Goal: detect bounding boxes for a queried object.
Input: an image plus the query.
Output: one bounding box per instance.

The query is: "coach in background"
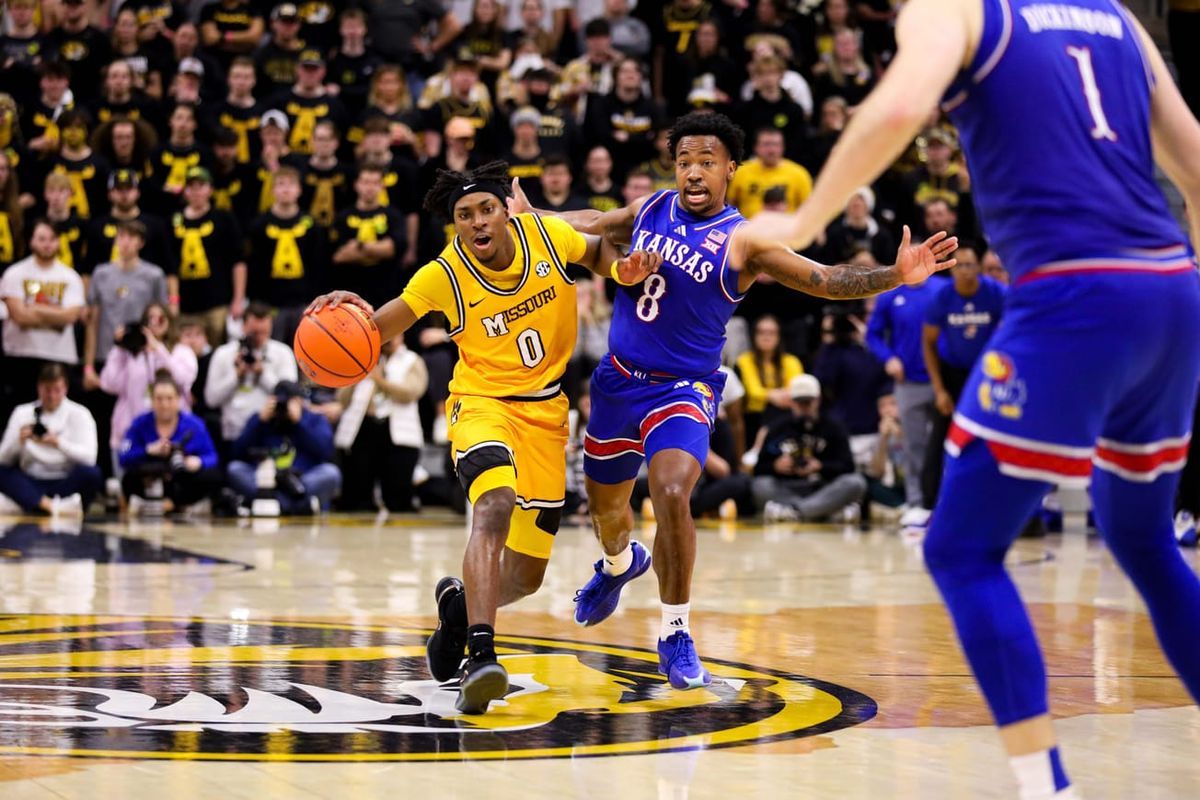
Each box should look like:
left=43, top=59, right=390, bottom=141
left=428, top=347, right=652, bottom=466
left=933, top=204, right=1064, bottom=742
left=0, top=364, right=101, bottom=516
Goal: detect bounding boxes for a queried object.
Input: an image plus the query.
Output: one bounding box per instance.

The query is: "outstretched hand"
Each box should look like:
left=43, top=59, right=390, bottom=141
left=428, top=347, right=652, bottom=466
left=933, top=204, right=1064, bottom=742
left=615, top=250, right=663, bottom=284
left=896, top=226, right=958, bottom=285
left=506, top=177, right=533, bottom=216
left=306, top=290, right=375, bottom=316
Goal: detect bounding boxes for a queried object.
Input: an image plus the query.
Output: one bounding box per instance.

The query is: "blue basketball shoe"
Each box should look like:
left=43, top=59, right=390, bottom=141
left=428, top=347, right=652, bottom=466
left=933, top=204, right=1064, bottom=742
left=573, top=541, right=652, bottom=626
left=657, top=631, right=712, bottom=690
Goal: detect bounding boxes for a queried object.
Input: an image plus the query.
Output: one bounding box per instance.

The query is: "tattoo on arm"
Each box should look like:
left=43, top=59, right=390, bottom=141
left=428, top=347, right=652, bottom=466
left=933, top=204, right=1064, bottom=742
left=813, top=262, right=901, bottom=298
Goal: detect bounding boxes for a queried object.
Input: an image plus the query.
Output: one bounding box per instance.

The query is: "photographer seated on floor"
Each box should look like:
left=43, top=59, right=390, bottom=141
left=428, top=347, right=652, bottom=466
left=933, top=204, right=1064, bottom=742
left=0, top=364, right=102, bottom=516
left=226, top=381, right=342, bottom=515
left=118, top=371, right=223, bottom=516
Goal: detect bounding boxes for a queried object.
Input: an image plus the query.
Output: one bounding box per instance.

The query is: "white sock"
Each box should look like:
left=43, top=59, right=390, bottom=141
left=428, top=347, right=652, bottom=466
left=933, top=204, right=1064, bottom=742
left=1010, top=749, right=1072, bottom=800
left=660, top=603, right=690, bottom=640
left=602, top=545, right=633, bottom=576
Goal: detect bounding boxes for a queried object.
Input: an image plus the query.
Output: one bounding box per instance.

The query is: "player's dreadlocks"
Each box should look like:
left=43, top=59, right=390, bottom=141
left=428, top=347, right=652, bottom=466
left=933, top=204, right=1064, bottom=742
left=668, top=111, right=746, bottom=164
left=422, top=160, right=512, bottom=215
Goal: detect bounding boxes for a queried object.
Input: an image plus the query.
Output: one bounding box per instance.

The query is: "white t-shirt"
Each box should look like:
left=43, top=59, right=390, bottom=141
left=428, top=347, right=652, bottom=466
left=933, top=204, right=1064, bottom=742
left=0, top=257, right=85, bottom=364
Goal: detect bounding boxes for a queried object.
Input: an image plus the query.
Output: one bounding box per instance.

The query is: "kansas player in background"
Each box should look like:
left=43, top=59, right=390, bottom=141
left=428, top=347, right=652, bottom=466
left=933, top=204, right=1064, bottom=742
left=742, top=0, right=1200, bottom=796
left=509, top=111, right=958, bottom=689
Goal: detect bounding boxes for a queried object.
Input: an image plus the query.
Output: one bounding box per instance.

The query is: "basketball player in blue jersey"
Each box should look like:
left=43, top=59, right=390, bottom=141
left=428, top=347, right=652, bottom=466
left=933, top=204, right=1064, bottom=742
left=509, top=111, right=958, bottom=689
left=743, top=0, right=1200, bottom=796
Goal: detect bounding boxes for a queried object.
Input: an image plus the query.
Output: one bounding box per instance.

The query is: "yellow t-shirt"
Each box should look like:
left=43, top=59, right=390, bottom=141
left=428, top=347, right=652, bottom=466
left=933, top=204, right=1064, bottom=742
left=401, top=213, right=586, bottom=400
left=736, top=351, right=804, bottom=414
left=728, top=158, right=814, bottom=219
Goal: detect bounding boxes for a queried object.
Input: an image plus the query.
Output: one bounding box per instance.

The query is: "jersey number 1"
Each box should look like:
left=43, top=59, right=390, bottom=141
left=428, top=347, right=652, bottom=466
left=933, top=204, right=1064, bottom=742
left=1066, top=46, right=1118, bottom=142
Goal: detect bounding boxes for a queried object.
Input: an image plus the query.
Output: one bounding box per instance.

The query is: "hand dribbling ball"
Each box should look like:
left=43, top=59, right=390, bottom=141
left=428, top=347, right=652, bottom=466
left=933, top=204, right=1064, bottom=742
left=294, top=304, right=381, bottom=387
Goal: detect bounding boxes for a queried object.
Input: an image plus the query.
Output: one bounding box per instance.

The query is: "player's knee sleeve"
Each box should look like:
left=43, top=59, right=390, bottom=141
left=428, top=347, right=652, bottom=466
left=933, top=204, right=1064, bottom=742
left=454, top=443, right=516, bottom=504
left=535, top=507, right=562, bottom=536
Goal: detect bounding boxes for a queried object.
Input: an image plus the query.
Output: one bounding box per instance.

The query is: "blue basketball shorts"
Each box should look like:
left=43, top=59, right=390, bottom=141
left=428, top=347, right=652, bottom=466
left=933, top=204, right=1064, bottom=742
left=583, top=354, right=726, bottom=485
left=945, top=268, right=1200, bottom=487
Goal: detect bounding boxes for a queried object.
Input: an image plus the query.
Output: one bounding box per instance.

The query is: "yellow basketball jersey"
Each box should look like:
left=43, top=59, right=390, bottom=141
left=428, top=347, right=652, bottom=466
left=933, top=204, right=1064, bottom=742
left=400, top=213, right=586, bottom=400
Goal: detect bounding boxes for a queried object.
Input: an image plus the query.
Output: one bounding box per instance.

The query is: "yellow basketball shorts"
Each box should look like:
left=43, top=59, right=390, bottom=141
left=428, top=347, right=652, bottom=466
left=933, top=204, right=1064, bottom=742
left=446, top=393, right=569, bottom=560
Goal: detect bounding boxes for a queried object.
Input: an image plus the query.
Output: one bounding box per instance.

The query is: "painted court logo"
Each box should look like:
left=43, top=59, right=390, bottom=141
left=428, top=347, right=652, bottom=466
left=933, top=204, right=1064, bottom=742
left=0, top=615, right=876, bottom=762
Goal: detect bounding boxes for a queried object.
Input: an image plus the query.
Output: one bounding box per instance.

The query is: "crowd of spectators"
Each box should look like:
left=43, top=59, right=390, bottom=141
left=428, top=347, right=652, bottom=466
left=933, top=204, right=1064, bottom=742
left=0, top=0, right=1188, bottom=524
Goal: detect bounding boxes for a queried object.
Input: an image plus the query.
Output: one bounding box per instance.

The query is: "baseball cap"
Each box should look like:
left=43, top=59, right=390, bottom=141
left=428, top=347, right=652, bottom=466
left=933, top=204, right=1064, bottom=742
left=185, top=166, right=212, bottom=185
left=510, top=106, right=541, bottom=130
left=107, top=169, right=138, bottom=190
left=178, top=57, right=205, bottom=78
left=788, top=374, right=821, bottom=400
left=261, top=109, right=290, bottom=131
left=272, top=3, right=299, bottom=20
left=298, top=49, right=325, bottom=67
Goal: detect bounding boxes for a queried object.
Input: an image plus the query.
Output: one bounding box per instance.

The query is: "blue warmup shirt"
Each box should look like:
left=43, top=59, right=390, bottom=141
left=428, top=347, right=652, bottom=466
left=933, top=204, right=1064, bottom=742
left=926, top=276, right=1006, bottom=369
left=119, top=411, right=219, bottom=470
left=866, top=281, right=940, bottom=383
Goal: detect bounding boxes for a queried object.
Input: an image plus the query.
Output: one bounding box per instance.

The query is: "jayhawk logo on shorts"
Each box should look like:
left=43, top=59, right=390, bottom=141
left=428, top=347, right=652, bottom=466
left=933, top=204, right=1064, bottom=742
left=692, top=381, right=715, bottom=417
left=978, top=351, right=1027, bottom=419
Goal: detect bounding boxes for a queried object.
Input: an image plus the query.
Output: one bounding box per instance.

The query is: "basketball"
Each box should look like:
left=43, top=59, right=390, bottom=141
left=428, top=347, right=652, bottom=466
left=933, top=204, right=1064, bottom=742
left=293, top=303, right=381, bottom=388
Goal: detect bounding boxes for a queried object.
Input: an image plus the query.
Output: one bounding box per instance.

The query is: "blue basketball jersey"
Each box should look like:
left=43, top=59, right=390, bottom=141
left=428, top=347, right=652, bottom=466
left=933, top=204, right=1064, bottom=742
left=942, top=0, right=1189, bottom=282
left=608, top=190, right=746, bottom=377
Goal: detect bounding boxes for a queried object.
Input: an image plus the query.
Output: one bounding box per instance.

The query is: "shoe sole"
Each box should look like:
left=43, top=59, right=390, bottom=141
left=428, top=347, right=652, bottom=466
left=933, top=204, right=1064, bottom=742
left=658, top=662, right=712, bottom=690
left=455, top=663, right=509, bottom=714
left=574, top=549, right=653, bottom=627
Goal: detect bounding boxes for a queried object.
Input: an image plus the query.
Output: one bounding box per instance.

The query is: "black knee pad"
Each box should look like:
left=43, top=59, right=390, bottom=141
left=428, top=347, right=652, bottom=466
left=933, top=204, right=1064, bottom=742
left=454, top=443, right=514, bottom=497
left=534, top=506, right=562, bottom=536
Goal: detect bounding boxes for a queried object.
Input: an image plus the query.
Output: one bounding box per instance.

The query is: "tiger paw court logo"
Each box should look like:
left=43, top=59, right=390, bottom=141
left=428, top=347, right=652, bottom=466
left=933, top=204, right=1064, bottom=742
left=978, top=351, right=1027, bottom=419
left=0, top=615, right=875, bottom=762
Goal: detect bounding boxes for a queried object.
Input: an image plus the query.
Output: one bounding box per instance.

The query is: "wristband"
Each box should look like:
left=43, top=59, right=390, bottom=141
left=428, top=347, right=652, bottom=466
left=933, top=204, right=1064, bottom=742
left=609, top=259, right=637, bottom=286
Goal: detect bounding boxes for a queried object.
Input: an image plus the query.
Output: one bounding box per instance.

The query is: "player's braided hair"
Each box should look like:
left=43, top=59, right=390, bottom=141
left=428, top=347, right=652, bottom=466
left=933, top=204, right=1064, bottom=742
left=422, top=160, right=512, bottom=215
left=668, top=111, right=746, bottom=164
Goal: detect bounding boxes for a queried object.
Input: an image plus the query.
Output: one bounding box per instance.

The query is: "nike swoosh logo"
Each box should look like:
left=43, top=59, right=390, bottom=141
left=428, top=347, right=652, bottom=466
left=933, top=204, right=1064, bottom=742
left=463, top=183, right=476, bottom=190
left=468, top=298, right=484, bottom=307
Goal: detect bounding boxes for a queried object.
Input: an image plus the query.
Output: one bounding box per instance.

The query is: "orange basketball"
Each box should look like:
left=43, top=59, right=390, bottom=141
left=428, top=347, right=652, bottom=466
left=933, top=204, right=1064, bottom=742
left=293, top=304, right=381, bottom=388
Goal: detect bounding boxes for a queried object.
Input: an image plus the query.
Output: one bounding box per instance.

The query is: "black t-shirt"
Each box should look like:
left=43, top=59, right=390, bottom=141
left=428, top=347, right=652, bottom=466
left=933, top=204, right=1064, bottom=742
left=297, top=1, right=339, bottom=55
left=206, top=100, right=265, bottom=165
left=254, top=40, right=304, bottom=99
left=45, top=152, right=111, bottom=222
left=300, top=161, right=351, bottom=228
left=376, top=156, right=421, bottom=216
left=211, top=162, right=258, bottom=222
left=147, top=143, right=212, bottom=200
left=246, top=210, right=328, bottom=307
left=43, top=25, right=111, bottom=98
left=0, top=32, right=43, bottom=69
left=47, top=213, right=87, bottom=271
left=582, top=92, right=662, bottom=181
left=506, top=151, right=545, bottom=184
left=738, top=93, right=810, bottom=164
left=170, top=207, right=243, bottom=313
left=421, top=97, right=498, bottom=159
left=583, top=183, right=622, bottom=214
left=199, top=0, right=260, bottom=35
left=652, top=1, right=712, bottom=114
left=329, top=205, right=406, bottom=309
left=88, top=95, right=158, bottom=129
left=362, top=0, right=445, bottom=65
left=270, top=90, right=349, bottom=156
left=83, top=212, right=174, bottom=276
left=327, top=51, right=380, bottom=122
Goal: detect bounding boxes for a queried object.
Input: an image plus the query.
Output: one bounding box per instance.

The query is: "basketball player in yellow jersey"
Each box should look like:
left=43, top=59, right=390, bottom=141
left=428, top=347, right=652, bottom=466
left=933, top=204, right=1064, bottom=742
left=308, top=162, right=661, bottom=714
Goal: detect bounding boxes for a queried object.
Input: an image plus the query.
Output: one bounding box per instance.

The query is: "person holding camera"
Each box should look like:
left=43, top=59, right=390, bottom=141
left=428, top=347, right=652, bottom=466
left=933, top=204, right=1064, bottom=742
left=0, top=364, right=102, bottom=516
left=203, top=300, right=298, bottom=455
left=226, top=380, right=342, bottom=514
left=118, top=371, right=222, bottom=515
left=99, top=302, right=198, bottom=467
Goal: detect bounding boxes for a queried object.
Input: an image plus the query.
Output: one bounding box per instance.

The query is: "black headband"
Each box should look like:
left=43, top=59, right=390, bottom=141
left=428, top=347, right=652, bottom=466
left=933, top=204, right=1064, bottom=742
left=447, top=181, right=508, bottom=217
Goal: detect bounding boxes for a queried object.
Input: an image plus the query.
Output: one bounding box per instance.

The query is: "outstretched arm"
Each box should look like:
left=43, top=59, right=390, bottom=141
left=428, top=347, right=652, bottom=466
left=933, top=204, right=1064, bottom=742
left=576, top=233, right=664, bottom=282
left=744, top=226, right=958, bottom=299
left=507, top=177, right=646, bottom=246
left=305, top=292, right=419, bottom=346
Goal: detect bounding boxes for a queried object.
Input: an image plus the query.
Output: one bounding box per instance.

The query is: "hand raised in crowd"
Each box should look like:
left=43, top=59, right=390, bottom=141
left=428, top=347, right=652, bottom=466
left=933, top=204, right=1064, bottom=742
left=286, top=397, right=303, bottom=424
left=306, top=290, right=374, bottom=317
left=146, top=438, right=172, bottom=458
left=142, top=326, right=161, bottom=353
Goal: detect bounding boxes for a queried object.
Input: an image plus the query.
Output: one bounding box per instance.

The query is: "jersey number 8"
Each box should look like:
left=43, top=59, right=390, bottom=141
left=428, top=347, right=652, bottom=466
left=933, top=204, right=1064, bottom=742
left=635, top=274, right=668, bottom=322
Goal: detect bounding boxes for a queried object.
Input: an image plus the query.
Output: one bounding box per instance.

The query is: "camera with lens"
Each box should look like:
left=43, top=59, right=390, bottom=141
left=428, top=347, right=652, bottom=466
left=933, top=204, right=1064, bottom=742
left=30, top=407, right=47, bottom=439
left=167, top=431, right=194, bottom=473
left=118, top=326, right=147, bottom=353
left=270, top=381, right=304, bottom=430
left=239, top=337, right=258, bottom=367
